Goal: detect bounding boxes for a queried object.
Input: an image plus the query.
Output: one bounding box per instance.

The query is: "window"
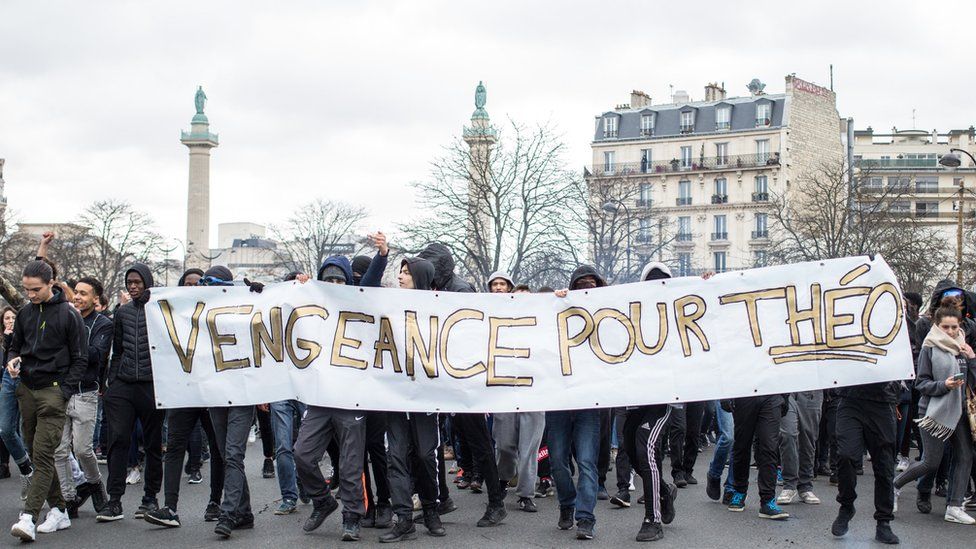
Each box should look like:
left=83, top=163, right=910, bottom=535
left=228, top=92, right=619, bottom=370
left=753, top=175, right=769, bottom=201
left=887, top=176, right=910, bottom=191
left=916, top=201, right=939, bottom=217
left=756, top=139, right=770, bottom=162
left=713, top=215, right=727, bottom=240
left=680, top=111, right=695, bottom=133
left=716, top=106, right=731, bottom=130
left=677, top=216, right=692, bottom=240
left=715, top=142, right=729, bottom=165
left=712, top=178, right=728, bottom=203
left=753, top=250, right=768, bottom=268
left=603, top=116, right=618, bottom=138
left=714, top=251, right=727, bottom=273
left=640, top=114, right=654, bottom=136
left=603, top=151, right=615, bottom=174
left=678, top=253, right=692, bottom=276
left=755, top=103, right=771, bottom=126
left=680, top=146, right=692, bottom=169
left=860, top=176, right=883, bottom=190
left=638, top=182, right=652, bottom=207
left=890, top=201, right=911, bottom=214
left=753, top=213, right=768, bottom=238
left=915, top=176, right=938, bottom=193
left=640, top=148, right=652, bottom=173
left=638, top=218, right=652, bottom=243
left=677, top=180, right=692, bottom=205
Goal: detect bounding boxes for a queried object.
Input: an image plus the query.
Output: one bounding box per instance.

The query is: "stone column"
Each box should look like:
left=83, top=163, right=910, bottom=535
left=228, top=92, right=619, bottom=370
left=181, top=90, right=219, bottom=270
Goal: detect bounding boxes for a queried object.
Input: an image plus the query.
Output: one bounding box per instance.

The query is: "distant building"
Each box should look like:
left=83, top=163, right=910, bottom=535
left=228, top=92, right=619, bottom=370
left=586, top=75, right=844, bottom=275
left=210, top=222, right=287, bottom=282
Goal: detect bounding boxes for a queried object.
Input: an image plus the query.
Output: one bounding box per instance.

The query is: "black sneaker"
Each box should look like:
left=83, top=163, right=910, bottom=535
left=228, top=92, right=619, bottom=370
left=361, top=507, right=376, bottom=528
left=145, top=507, right=181, bottom=528
left=759, top=500, right=789, bottom=520
left=535, top=477, right=553, bottom=498
left=262, top=458, right=275, bottom=479
left=341, top=514, right=361, bottom=541
left=661, top=482, right=677, bottom=524
left=829, top=474, right=838, bottom=486
left=636, top=519, right=664, bottom=542
left=423, top=508, right=446, bottom=536
left=706, top=475, right=721, bottom=501
left=685, top=474, right=698, bottom=485
left=721, top=490, right=734, bottom=506
left=89, top=481, right=107, bottom=513
left=917, top=491, right=932, bottom=514
left=610, top=489, right=631, bottom=508
left=437, top=497, right=457, bottom=516
left=379, top=517, right=416, bottom=543
left=214, top=517, right=234, bottom=538
left=303, top=495, right=339, bottom=533
left=558, top=507, right=575, bottom=530
left=477, top=504, right=506, bottom=527
left=204, top=501, right=221, bottom=522
left=66, top=496, right=83, bottom=519
left=638, top=495, right=646, bottom=505
left=875, top=520, right=899, bottom=545
left=470, top=477, right=483, bottom=493
left=187, top=471, right=203, bottom=484
left=374, top=504, right=393, bottom=528
left=673, top=472, right=688, bottom=488
left=97, top=500, right=124, bottom=522
left=597, top=485, right=610, bottom=500
left=517, top=496, right=538, bottom=512
left=576, top=518, right=595, bottom=540
left=235, top=514, right=255, bottom=530
left=832, top=507, right=854, bottom=537
left=135, top=497, right=158, bottom=519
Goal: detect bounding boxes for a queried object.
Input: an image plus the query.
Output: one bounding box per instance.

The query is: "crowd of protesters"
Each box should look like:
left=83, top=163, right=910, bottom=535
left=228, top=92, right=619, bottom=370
left=2, top=230, right=975, bottom=545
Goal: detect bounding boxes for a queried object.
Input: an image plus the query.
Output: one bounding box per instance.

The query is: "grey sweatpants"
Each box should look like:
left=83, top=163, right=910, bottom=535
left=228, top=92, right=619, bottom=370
left=493, top=412, right=545, bottom=499
left=779, top=391, right=823, bottom=492
left=210, top=406, right=254, bottom=521
left=294, top=406, right=367, bottom=517
left=54, top=390, right=101, bottom=500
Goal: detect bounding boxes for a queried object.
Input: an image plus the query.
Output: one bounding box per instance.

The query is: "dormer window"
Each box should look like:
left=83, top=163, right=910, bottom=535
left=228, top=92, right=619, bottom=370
left=640, top=114, right=655, bottom=136
left=716, top=106, right=731, bottom=130
left=755, top=103, right=771, bottom=127
left=603, top=116, right=618, bottom=138
left=680, top=111, right=695, bottom=133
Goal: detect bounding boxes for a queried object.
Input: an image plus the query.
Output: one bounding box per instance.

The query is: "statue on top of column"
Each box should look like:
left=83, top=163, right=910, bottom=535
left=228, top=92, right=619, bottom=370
left=194, top=86, right=207, bottom=115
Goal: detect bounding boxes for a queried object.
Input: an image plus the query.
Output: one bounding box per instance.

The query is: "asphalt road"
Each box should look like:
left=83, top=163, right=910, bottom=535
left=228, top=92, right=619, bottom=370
left=1, top=443, right=973, bottom=548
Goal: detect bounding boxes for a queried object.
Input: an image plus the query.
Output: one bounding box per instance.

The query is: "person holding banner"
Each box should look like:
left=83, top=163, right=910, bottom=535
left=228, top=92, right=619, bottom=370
left=380, top=256, right=445, bottom=543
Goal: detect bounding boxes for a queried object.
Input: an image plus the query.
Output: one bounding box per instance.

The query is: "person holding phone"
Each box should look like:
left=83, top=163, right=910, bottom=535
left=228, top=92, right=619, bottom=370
left=893, top=303, right=976, bottom=526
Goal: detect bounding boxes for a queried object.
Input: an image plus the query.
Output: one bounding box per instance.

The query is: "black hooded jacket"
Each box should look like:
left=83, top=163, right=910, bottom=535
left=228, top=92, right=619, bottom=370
left=402, top=258, right=435, bottom=291
left=7, top=285, right=87, bottom=391
left=80, top=311, right=113, bottom=394
left=569, top=265, right=607, bottom=290
left=915, top=279, right=976, bottom=348
left=109, top=263, right=155, bottom=384
left=418, top=243, right=474, bottom=293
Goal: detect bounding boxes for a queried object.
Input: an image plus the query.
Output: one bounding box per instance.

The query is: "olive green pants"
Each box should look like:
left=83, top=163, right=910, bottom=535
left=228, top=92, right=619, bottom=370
left=17, top=384, right=67, bottom=522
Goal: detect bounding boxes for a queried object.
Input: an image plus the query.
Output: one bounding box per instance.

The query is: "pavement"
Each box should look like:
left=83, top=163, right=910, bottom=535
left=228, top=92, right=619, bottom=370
left=0, top=442, right=973, bottom=548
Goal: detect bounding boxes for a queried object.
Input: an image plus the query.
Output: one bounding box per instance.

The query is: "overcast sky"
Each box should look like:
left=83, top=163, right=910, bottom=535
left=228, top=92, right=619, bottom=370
left=2, top=1, right=973, bottom=254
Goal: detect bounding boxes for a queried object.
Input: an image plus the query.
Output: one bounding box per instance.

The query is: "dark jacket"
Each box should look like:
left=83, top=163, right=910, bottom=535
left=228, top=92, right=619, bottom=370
left=358, top=252, right=387, bottom=288
left=916, top=280, right=976, bottom=349
left=418, top=243, right=474, bottom=293
left=402, top=258, right=435, bottom=291
left=81, top=311, right=114, bottom=393
left=109, top=263, right=154, bottom=384
left=838, top=381, right=900, bottom=404
left=7, top=285, right=87, bottom=392
left=569, top=265, right=607, bottom=290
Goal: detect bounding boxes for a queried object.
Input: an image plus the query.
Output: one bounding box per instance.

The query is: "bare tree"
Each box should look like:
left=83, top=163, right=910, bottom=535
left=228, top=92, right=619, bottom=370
left=78, top=200, right=165, bottom=299
left=767, top=160, right=953, bottom=293
left=401, top=120, right=580, bottom=290
left=0, top=208, right=32, bottom=308
left=270, top=199, right=368, bottom=277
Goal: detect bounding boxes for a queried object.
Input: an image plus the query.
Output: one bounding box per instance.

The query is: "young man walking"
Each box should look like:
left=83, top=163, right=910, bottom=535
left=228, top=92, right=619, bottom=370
left=8, top=260, right=88, bottom=541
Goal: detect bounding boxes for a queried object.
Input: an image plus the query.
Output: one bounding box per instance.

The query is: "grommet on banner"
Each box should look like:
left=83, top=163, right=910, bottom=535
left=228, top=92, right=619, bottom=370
left=157, top=402, right=162, bottom=407
left=222, top=289, right=227, bottom=293
left=228, top=400, right=233, bottom=405
left=753, top=389, right=758, bottom=393
left=359, top=288, right=364, bottom=292
left=151, top=346, right=156, bottom=350
left=674, top=397, right=680, bottom=401
left=833, top=380, right=838, bottom=384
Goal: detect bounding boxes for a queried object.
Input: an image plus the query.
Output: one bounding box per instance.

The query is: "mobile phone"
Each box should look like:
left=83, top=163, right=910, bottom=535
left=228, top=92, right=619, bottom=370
left=952, top=373, right=966, bottom=381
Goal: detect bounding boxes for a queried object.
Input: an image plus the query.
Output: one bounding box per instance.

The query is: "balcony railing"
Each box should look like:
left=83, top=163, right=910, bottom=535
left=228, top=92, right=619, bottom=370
left=711, top=232, right=728, bottom=241
left=636, top=233, right=653, bottom=243
left=752, top=192, right=769, bottom=202
left=716, top=122, right=731, bottom=130
left=680, top=125, right=694, bottom=134
left=676, top=233, right=694, bottom=242
left=640, top=129, right=653, bottom=137
left=855, top=157, right=939, bottom=169
left=636, top=198, right=652, bottom=208
left=752, top=230, right=769, bottom=239
left=711, top=194, right=728, bottom=204
left=916, top=210, right=938, bottom=218
left=603, top=130, right=618, bottom=138
left=676, top=197, right=693, bottom=206
left=589, top=153, right=781, bottom=178
left=755, top=117, right=771, bottom=127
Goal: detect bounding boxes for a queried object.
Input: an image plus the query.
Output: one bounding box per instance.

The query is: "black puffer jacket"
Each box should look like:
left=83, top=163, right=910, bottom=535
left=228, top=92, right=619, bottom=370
left=108, top=263, right=154, bottom=384
left=418, top=243, right=475, bottom=293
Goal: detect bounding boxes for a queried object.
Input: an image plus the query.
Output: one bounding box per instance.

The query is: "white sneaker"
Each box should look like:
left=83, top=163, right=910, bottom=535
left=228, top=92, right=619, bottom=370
left=629, top=471, right=637, bottom=491
left=125, top=467, right=142, bottom=485
left=896, top=455, right=909, bottom=472
left=10, top=513, right=35, bottom=541
left=248, top=426, right=257, bottom=444
left=945, top=505, right=976, bottom=524
left=776, top=488, right=798, bottom=505
left=36, top=508, right=70, bottom=534
left=893, top=488, right=900, bottom=513
left=412, top=493, right=422, bottom=511
left=20, top=473, right=32, bottom=501
left=799, top=491, right=821, bottom=504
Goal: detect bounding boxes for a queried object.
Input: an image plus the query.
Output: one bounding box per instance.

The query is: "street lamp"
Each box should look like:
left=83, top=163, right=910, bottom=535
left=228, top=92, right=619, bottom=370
left=602, top=199, right=631, bottom=281
left=939, top=148, right=975, bottom=283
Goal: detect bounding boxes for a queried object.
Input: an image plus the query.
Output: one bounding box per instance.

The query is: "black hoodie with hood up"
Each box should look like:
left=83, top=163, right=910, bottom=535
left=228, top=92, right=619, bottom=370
left=109, top=263, right=155, bottom=384
left=8, top=285, right=87, bottom=392
left=915, top=279, right=976, bottom=348
left=569, top=265, right=607, bottom=290
left=418, top=243, right=474, bottom=293
left=402, top=258, right=435, bottom=291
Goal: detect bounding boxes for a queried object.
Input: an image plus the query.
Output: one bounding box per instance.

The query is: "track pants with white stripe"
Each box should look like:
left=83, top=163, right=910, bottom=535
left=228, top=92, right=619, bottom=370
left=623, top=405, right=672, bottom=522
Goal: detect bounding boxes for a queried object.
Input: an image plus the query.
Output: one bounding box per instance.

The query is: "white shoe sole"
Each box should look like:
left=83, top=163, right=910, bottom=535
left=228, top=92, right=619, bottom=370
left=96, top=515, right=124, bottom=522
left=944, top=516, right=975, bottom=525
left=37, top=523, right=69, bottom=534
left=11, top=527, right=35, bottom=541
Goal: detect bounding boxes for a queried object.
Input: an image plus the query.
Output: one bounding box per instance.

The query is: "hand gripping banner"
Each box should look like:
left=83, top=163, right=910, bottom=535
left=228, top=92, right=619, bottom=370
left=146, top=255, right=913, bottom=411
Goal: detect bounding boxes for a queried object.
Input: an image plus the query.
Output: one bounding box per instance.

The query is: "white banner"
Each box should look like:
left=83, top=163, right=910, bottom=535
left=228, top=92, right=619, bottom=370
left=146, top=256, right=913, bottom=412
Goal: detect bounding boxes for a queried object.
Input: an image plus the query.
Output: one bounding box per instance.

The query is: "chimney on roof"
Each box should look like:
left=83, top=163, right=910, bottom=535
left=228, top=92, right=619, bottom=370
left=673, top=90, right=690, bottom=104
left=630, top=90, right=651, bottom=108
left=704, top=82, right=726, bottom=102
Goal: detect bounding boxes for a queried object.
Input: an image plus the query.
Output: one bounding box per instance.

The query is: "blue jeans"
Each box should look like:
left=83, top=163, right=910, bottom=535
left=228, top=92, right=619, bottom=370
left=271, top=400, right=305, bottom=501
left=0, top=370, right=28, bottom=464
left=546, top=409, right=600, bottom=523
left=707, top=401, right=734, bottom=492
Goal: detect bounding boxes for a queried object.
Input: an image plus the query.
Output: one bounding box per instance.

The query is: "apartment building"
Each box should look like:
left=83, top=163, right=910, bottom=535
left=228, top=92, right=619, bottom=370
left=586, top=75, right=843, bottom=275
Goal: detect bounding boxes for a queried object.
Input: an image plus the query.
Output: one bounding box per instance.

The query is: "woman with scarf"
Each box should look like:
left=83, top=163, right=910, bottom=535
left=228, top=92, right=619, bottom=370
left=893, top=303, right=976, bottom=525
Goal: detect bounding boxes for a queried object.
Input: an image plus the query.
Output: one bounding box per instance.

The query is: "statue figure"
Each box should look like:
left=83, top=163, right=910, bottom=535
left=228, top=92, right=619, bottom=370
left=475, top=81, right=486, bottom=109
left=747, top=78, right=766, bottom=95
left=194, top=86, right=207, bottom=114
